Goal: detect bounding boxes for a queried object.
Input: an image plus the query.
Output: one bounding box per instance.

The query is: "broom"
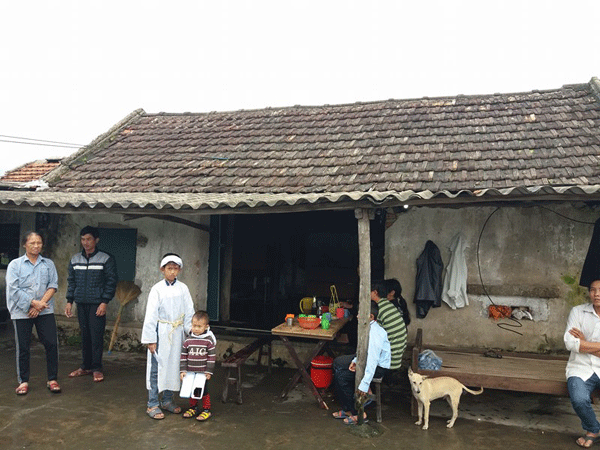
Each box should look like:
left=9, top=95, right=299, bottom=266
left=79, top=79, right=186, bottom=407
left=108, top=281, right=142, bottom=353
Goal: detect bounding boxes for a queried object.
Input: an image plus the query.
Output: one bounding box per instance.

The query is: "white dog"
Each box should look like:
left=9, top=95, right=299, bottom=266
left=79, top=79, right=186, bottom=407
left=408, top=367, right=483, bottom=429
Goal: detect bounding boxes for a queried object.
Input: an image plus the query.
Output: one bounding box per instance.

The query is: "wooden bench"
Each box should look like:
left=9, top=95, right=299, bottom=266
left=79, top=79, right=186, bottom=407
left=411, top=328, right=569, bottom=414
left=221, top=335, right=274, bottom=404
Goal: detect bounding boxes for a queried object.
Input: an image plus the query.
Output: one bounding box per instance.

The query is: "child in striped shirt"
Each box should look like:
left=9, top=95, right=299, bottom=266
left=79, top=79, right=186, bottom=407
left=180, top=310, right=217, bottom=421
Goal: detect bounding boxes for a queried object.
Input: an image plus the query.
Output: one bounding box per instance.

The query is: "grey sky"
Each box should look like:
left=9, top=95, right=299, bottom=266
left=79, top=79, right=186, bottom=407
left=1, top=0, right=599, bottom=175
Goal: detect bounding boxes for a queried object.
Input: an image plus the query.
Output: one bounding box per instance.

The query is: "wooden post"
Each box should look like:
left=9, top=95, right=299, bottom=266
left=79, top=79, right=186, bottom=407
left=355, top=208, right=371, bottom=399
left=220, top=215, right=234, bottom=322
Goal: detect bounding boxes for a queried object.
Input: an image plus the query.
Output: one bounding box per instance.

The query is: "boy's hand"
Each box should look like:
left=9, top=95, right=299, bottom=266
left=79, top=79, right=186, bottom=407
left=180, top=372, right=186, bottom=381
left=349, top=361, right=356, bottom=372
left=206, top=373, right=211, bottom=380
left=147, top=343, right=157, bottom=354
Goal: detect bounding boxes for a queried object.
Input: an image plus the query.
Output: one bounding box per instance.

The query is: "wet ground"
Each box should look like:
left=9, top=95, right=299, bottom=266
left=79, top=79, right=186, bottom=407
left=0, top=322, right=590, bottom=450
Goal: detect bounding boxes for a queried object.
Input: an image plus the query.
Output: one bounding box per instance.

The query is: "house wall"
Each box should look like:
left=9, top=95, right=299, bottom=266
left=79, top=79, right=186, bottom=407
left=1, top=211, right=210, bottom=326
left=385, top=203, right=597, bottom=353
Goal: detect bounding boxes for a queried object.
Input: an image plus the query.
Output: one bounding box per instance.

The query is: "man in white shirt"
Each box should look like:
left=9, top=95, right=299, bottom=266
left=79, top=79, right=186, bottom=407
left=565, top=279, right=600, bottom=448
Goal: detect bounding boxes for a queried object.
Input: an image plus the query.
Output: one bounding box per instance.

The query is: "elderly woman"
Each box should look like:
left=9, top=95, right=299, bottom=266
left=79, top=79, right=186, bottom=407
left=6, top=231, right=60, bottom=395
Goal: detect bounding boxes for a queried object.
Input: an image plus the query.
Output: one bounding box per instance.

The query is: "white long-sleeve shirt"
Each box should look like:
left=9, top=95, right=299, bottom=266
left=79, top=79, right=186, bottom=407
left=564, top=303, right=600, bottom=380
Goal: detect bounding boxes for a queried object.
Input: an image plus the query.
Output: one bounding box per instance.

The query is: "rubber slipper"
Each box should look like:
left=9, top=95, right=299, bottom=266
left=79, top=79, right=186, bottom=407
left=196, top=410, right=212, bottom=421
left=69, top=368, right=92, bottom=378
left=160, top=401, right=181, bottom=414
left=93, top=372, right=104, bottom=382
left=147, top=406, right=164, bottom=420
left=15, top=382, right=28, bottom=395
left=343, top=415, right=368, bottom=425
left=332, top=410, right=348, bottom=419
left=577, top=434, right=600, bottom=447
left=47, top=380, right=61, bottom=393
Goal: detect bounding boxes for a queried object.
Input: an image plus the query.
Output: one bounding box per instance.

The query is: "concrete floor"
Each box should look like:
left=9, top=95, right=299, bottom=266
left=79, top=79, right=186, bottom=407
left=0, top=322, right=590, bottom=450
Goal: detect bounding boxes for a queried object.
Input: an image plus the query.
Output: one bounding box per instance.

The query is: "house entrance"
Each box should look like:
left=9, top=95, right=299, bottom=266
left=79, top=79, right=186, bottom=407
left=224, top=209, right=385, bottom=330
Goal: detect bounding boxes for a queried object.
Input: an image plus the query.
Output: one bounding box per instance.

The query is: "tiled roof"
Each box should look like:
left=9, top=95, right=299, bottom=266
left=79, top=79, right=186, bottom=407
left=3, top=160, right=61, bottom=183
left=48, top=79, right=600, bottom=196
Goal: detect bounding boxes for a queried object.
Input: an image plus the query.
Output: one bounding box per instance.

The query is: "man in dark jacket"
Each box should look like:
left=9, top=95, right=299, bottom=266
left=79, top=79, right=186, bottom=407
left=65, top=226, right=118, bottom=382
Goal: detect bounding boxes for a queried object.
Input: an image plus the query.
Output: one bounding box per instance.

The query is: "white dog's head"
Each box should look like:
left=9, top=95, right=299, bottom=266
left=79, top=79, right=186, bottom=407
left=408, top=367, right=427, bottom=394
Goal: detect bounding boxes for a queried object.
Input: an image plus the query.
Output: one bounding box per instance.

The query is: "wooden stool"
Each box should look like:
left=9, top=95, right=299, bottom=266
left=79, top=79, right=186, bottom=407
left=372, top=377, right=383, bottom=423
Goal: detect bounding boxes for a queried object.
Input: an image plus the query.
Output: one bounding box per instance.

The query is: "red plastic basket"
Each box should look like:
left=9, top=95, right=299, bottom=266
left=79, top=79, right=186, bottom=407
left=298, top=316, right=321, bottom=329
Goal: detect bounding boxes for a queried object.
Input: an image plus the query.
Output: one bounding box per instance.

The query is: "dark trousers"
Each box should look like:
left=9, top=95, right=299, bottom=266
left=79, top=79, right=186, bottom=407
left=13, top=314, right=59, bottom=383
left=76, top=303, right=106, bottom=372
left=333, top=354, right=387, bottom=415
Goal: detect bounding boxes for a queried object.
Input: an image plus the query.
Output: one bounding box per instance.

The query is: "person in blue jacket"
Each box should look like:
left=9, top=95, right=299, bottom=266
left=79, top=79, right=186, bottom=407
left=331, top=300, right=391, bottom=425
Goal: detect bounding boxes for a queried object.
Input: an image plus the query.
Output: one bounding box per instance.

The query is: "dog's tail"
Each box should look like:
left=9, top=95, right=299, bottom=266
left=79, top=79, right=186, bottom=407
left=462, top=386, right=484, bottom=395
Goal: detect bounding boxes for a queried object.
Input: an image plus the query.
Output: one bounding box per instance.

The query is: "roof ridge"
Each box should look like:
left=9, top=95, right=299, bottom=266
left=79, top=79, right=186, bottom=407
left=45, top=108, right=146, bottom=184
left=588, top=77, right=600, bottom=103
left=141, top=83, right=585, bottom=118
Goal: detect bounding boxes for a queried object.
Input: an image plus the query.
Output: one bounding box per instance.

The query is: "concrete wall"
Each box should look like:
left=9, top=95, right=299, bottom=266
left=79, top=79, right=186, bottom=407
left=384, top=203, right=597, bottom=352
left=1, top=211, right=210, bottom=326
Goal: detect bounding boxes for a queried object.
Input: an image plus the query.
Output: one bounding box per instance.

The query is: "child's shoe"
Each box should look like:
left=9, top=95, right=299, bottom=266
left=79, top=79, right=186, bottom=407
left=182, top=407, right=199, bottom=419
left=196, top=410, right=212, bottom=421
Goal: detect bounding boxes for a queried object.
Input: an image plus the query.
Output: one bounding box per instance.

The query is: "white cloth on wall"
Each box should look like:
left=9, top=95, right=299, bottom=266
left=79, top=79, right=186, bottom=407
left=442, top=233, right=469, bottom=309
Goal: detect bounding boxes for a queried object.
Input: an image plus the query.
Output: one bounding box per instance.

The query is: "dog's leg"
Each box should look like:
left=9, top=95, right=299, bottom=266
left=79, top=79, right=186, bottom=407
left=446, top=393, right=460, bottom=428
left=422, top=401, right=430, bottom=430
left=415, top=399, right=423, bottom=426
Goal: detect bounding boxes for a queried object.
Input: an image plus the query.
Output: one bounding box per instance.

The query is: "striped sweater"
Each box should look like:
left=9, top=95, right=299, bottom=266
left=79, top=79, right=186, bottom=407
left=180, top=329, right=217, bottom=374
left=377, top=299, right=407, bottom=370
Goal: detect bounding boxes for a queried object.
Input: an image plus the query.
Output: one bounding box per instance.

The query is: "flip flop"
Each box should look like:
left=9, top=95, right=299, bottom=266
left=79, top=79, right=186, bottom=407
left=332, top=410, right=349, bottom=419
left=69, top=368, right=92, bottom=378
left=577, top=434, right=600, bottom=447
left=47, top=380, right=61, bottom=393
left=147, top=406, right=164, bottom=420
left=93, top=372, right=104, bottom=382
left=15, top=382, right=28, bottom=395
left=343, top=414, right=368, bottom=425
left=160, top=401, right=181, bottom=414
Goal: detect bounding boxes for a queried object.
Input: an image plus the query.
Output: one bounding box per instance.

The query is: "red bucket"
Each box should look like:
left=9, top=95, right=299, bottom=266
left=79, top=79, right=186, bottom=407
left=311, top=355, right=333, bottom=389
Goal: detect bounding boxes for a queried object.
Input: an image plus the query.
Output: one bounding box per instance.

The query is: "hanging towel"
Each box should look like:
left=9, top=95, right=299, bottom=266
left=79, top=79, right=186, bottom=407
left=442, top=233, right=469, bottom=309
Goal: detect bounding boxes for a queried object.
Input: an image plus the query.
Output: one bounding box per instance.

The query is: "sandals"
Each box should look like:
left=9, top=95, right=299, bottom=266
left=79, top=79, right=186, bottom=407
left=47, top=380, right=61, bottom=393
left=147, top=406, right=165, bottom=420
left=196, top=410, right=212, bottom=422
left=160, top=401, right=181, bottom=414
left=577, top=434, right=600, bottom=448
left=343, top=414, right=368, bottom=425
left=15, top=382, right=28, bottom=395
left=93, top=372, right=104, bottom=382
left=332, top=410, right=349, bottom=419
left=69, top=368, right=92, bottom=378
left=182, top=408, right=199, bottom=418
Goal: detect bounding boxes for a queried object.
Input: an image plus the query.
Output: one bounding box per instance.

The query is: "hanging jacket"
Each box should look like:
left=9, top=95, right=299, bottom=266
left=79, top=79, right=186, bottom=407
left=413, top=240, right=443, bottom=318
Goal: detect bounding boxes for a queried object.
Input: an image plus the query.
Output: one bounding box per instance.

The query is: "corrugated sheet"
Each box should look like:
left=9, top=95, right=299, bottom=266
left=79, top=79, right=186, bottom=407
left=1, top=186, right=600, bottom=213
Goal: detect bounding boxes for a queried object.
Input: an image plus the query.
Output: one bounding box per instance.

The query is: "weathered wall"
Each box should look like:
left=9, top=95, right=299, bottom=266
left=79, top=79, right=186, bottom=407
left=384, top=203, right=597, bottom=352
left=1, top=211, right=210, bottom=326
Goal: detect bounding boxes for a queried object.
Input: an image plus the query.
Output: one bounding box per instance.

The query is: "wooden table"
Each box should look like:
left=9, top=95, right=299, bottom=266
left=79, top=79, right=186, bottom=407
left=271, top=317, right=348, bottom=409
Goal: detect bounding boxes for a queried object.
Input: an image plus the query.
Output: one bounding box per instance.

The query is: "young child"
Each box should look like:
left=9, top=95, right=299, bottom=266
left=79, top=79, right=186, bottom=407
left=141, top=253, right=195, bottom=420
left=180, top=310, right=217, bottom=421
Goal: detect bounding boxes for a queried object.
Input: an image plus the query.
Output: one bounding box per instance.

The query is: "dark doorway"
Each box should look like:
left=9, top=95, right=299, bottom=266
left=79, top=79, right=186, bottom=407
left=224, top=209, right=385, bottom=330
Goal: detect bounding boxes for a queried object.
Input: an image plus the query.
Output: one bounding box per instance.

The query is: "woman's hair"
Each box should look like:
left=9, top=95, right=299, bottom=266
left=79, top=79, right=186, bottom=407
left=21, top=231, right=43, bottom=246
left=384, top=278, right=411, bottom=326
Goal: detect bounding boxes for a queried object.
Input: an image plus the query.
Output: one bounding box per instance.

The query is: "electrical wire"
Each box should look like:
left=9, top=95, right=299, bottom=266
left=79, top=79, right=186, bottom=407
left=477, top=205, right=596, bottom=336
left=0, top=134, right=84, bottom=149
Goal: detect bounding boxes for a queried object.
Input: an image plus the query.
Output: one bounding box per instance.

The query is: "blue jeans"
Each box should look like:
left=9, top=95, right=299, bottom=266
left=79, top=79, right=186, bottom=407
left=568, top=373, right=600, bottom=433
left=147, top=353, right=174, bottom=408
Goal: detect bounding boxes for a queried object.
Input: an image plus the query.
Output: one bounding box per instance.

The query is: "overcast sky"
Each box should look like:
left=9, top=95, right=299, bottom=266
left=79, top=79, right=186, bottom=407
left=1, top=0, right=599, bottom=175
